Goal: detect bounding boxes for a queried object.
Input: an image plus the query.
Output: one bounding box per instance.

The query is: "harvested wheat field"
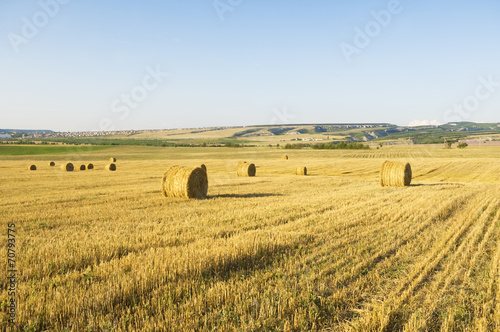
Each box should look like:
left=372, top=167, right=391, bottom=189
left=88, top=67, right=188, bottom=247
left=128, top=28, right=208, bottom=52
left=1, top=145, right=500, bottom=331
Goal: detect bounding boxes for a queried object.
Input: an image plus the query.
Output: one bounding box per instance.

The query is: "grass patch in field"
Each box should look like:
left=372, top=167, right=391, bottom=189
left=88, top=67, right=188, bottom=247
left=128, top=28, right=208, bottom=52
left=0, top=145, right=111, bottom=155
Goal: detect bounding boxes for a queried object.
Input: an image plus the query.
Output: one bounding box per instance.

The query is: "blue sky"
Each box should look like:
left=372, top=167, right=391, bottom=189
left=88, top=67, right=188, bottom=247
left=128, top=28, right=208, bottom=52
left=0, top=0, right=499, bottom=131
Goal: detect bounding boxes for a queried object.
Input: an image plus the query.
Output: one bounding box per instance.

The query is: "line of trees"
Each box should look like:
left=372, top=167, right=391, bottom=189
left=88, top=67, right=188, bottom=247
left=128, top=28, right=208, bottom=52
left=283, top=142, right=370, bottom=150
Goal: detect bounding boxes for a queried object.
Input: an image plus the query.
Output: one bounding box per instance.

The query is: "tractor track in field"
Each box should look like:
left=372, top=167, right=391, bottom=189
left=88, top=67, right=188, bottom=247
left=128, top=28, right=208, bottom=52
left=343, top=195, right=497, bottom=331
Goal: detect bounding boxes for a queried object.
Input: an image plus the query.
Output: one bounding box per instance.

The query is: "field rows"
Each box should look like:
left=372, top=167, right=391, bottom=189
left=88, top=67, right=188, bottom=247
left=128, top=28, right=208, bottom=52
left=1, top=147, right=499, bottom=330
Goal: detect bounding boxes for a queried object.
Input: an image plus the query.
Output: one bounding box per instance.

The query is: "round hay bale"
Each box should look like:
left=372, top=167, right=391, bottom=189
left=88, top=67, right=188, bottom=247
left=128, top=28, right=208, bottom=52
left=48, top=161, right=55, bottom=167
left=237, top=162, right=256, bottom=177
left=105, top=163, right=116, bottom=171
left=80, top=164, right=86, bottom=171
left=109, top=157, right=116, bottom=162
left=87, top=163, right=94, bottom=170
left=282, top=155, right=288, bottom=160
left=61, top=163, right=74, bottom=172
left=380, top=161, right=412, bottom=187
left=296, top=166, right=307, bottom=175
left=161, top=166, right=208, bottom=199
left=200, top=164, right=207, bottom=173
left=28, top=165, right=37, bottom=171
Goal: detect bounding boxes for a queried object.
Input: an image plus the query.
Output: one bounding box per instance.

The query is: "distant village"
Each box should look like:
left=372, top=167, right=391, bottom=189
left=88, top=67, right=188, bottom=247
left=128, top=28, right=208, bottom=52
left=0, top=130, right=139, bottom=139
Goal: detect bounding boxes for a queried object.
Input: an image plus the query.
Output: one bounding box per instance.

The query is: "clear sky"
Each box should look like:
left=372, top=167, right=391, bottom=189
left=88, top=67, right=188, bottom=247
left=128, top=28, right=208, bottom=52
left=1, top=0, right=499, bottom=131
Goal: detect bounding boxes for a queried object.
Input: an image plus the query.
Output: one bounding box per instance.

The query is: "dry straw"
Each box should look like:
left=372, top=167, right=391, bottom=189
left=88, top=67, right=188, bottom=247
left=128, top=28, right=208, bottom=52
left=109, top=157, right=116, bottom=162
left=87, top=163, right=94, bottom=170
left=28, top=165, right=37, bottom=171
left=296, top=166, right=307, bottom=175
left=282, top=155, right=288, bottom=160
left=380, top=161, right=412, bottom=187
left=161, top=166, right=208, bottom=199
left=61, top=163, right=74, bottom=172
left=105, top=163, right=117, bottom=171
left=200, top=164, right=207, bottom=173
left=237, top=162, right=256, bottom=177
left=48, top=161, right=55, bottom=167
left=80, top=165, right=86, bottom=171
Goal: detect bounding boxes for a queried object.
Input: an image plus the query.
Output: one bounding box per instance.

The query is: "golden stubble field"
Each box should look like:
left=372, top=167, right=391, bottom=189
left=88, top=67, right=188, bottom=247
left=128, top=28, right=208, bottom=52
left=1, top=145, right=499, bottom=331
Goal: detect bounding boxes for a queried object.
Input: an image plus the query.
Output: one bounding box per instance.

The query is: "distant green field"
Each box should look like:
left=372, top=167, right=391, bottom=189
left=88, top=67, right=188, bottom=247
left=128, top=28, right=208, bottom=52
left=0, top=145, right=111, bottom=155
